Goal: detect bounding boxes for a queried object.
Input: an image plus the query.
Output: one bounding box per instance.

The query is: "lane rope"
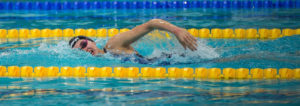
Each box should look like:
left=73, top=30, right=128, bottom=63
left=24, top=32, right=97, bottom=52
left=0, top=28, right=299, bottom=40
left=0, top=0, right=299, bottom=10
left=0, top=66, right=299, bottom=79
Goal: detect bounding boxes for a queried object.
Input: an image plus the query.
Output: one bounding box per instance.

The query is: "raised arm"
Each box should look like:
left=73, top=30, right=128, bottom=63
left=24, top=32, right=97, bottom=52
left=106, top=19, right=197, bottom=51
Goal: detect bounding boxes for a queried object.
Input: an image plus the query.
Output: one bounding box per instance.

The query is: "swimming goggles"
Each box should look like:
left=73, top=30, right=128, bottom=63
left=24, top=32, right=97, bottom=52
left=79, top=39, right=88, bottom=50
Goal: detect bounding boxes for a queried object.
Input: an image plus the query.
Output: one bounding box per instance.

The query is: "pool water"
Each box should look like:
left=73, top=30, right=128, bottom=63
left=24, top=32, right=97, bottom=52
left=0, top=8, right=300, bottom=29
left=0, top=78, right=300, bottom=105
left=0, top=35, right=299, bottom=68
left=0, top=8, right=299, bottom=68
left=0, top=6, right=300, bottom=105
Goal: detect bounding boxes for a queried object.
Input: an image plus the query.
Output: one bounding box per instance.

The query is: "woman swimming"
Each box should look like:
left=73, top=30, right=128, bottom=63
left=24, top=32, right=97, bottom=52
left=69, top=19, right=198, bottom=57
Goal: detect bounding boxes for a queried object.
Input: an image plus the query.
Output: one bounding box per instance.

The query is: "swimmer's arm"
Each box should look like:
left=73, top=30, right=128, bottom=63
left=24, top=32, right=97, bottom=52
left=106, top=19, right=197, bottom=51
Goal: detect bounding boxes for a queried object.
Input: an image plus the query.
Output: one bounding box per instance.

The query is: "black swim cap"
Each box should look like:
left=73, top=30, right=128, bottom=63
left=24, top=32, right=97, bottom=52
left=69, top=36, right=94, bottom=48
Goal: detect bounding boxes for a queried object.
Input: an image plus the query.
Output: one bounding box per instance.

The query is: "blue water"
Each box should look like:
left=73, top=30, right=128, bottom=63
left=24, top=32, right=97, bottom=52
left=0, top=8, right=300, bottom=29
left=0, top=35, right=299, bottom=68
left=0, top=78, right=299, bottom=105
left=0, top=7, right=300, bottom=105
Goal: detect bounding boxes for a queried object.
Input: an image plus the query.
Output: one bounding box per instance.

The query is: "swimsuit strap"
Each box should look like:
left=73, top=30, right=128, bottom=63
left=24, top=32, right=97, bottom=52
left=135, top=51, right=144, bottom=58
left=103, top=47, right=107, bottom=53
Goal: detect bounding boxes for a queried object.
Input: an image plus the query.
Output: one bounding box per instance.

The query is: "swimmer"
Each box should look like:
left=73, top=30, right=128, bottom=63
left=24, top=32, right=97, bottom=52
left=69, top=19, right=197, bottom=56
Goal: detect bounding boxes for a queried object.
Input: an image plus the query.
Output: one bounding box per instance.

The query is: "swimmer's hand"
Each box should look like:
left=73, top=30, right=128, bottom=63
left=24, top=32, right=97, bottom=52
left=174, top=28, right=198, bottom=51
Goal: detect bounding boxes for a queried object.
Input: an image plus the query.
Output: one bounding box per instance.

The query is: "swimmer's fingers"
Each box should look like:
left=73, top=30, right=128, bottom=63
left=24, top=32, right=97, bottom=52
left=175, top=29, right=197, bottom=51
left=191, top=36, right=198, bottom=46
left=184, top=33, right=198, bottom=51
left=183, top=34, right=197, bottom=51
left=188, top=33, right=197, bottom=42
left=184, top=37, right=197, bottom=51
left=187, top=34, right=198, bottom=48
left=179, top=40, right=187, bottom=50
left=182, top=31, right=197, bottom=48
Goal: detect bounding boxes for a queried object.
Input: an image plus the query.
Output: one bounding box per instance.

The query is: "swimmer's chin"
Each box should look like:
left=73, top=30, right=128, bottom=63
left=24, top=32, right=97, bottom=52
left=94, top=53, right=103, bottom=57
left=90, top=49, right=104, bottom=56
left=93, top=51, right=106, bottom=57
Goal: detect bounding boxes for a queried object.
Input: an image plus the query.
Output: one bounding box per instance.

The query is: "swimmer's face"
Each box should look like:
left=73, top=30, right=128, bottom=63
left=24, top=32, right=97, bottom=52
left=73, top=39, right=99, bottom=55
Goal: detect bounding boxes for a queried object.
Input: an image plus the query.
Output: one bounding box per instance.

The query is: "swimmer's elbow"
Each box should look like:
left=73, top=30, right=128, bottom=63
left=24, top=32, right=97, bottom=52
left=147, top=19, right=165, bottom=29
left=149, top=19, right=164, bottom=23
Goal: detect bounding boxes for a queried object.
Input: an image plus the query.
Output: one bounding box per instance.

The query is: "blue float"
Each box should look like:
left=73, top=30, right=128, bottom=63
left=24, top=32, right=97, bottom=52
left=0, top=2, right=3, bottom=10
left=142, top=1, right=150, bottom=9
left=0, top=1, right=299, bottom=10
left=151, top=1, right=161, bottom=9
left=25, top=2, right=33, bottom=10
left=130, top=1, right=137, bottom=9
left=5, top=2, right=13, bottom=10
left=274, top=0, right=280, bottom=8
left=62, top=2, right=72, bottom=10
left=169, top=1, right=175, bottom=8
left=296, top=0, right=300, bottom=8
left=212, top=0, right=221, bottom=8
left=32, top=2, right=42, bottom=10
left=242, top=0, right=252, bottom=8
left=115, top=1, right=122, bottom=9
left=53, top=2, right=62, bottom=10
left=92, top=1, right=101, bottom=9
left=111, top=1, right=119, bottom=9
left=201, top=0, right=211, bottom=8
left=121, top=1, right=130, bottom=9
left=177, top=1, right=183, bottom=8
left=263, top=0, right=272, bottom=8
left=222, top=0, right=231, bottom=8
left=102, top=1, right=111, bottom=9
left=232, top=0, right=242, bottom=8
left=130, top=1, right=140, bottom=9
left=42, top=2, right=52, bottom=10
left=83, top=1, right=91, bottom=9
left=160, top=1, right=169, bottom=8
left=165, top=1, right=172, bottom=8
left=253, top=0, right=263, bottom=8
left=281, top=0, right=294, bottom=8
left=171, top=1, right=183, bottom=8
left=14, top=2, right=23, bottom=10
left=74, top=1, right=83, bottom=10
left=190, top=1, right=199, bottom=8
left=279, top=1, right=284, bottom=8
left=183, top=1, right=190, bottom=8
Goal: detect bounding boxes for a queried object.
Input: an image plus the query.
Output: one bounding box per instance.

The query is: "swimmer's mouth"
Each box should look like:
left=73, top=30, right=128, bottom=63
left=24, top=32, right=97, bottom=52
left=90, top=50, right=95, bottom=55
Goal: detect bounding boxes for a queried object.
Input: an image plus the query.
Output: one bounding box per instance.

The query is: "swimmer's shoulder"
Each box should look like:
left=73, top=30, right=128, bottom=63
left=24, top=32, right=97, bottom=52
left=104, top=44, right=138, bottom=55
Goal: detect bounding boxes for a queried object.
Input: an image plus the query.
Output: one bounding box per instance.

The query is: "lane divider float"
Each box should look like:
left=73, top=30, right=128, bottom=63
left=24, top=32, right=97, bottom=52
left=0, top=0, right=299, bottom=10
left=0, top=66, right=299, bottom=79
left=0, top=28, right=299, bottom=40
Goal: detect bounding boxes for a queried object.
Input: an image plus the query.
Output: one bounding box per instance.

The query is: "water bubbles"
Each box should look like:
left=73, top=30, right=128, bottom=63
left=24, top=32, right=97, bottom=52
left=132, top=35, right=220, bottom=65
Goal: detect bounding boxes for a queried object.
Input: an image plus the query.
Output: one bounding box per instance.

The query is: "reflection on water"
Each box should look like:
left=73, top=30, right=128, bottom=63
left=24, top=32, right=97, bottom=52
left=0, top=34, right=299, bottom=68
left=0, top=78, right=299, bottom=105
left=0, top=8, right=299, bottom=29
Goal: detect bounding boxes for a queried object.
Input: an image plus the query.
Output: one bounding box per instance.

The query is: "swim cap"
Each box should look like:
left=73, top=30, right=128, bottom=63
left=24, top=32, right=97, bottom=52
left=69, top=36, right=94, bottom=48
